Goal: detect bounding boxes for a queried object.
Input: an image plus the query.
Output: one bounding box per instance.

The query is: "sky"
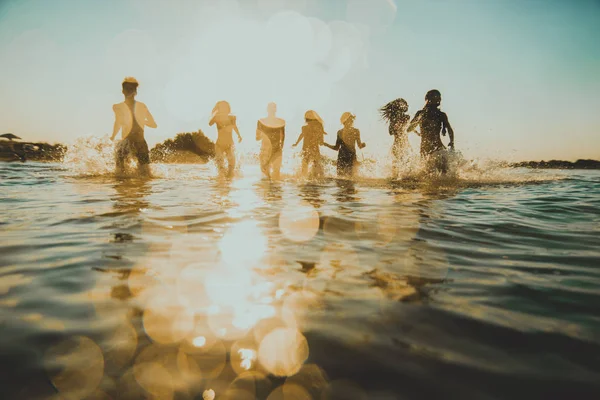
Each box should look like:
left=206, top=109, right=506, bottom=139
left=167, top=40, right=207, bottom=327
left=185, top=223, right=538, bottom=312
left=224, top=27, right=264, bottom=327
left=0, top=0, right=598, bottom=162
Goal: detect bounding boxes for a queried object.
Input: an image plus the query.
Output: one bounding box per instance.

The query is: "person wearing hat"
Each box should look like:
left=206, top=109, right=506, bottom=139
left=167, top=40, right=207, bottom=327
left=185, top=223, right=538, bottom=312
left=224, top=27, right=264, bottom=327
left=292, top=110, right=327, bottom=178
left=380, top=98, right=411, bottom=175
left=110, top=77, right=157, bottom=176
left=408, top=89, right=455, bottom=173
left=324, top=112, right=365, bottom=178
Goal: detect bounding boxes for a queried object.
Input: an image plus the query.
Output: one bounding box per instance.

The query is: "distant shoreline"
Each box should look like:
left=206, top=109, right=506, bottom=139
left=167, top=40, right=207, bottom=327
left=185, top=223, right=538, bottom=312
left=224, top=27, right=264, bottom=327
left=1, top=140, right=599, bottom=169
left=509, top=159, right=600, bottom=169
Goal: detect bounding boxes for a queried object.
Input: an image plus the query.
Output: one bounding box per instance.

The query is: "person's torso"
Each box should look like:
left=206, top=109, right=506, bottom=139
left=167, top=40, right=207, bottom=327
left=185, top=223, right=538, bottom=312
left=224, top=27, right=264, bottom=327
left=258, top=118, right=285, bottom=151
left=390, top=114, right=410, bottom=136
left=302, top=122, right=324, bottom=150
left=215, top=115, right=235, bottom=146
left=419, top=108, right=444, bottom=148
left=338, top=128, right=358, bottom=154
left=116, top=102, right=146, bottom=141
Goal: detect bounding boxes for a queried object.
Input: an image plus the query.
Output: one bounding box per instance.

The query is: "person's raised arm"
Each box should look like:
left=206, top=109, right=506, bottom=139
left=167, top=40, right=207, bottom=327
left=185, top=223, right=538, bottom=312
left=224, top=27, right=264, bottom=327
left=143, top=104, right=157, bottom=128
left=232, top=116, right=242, bottom=142
left=443, top=113, right=454, bottom=149
left=407, top=110, right=422, bottom=134
left=110, top=105, right=121, bottom=141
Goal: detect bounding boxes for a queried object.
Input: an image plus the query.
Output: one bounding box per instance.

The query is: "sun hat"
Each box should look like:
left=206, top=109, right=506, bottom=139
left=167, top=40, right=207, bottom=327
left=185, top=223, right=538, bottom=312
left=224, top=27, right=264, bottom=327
left=340, top=112, right=355, bottom=124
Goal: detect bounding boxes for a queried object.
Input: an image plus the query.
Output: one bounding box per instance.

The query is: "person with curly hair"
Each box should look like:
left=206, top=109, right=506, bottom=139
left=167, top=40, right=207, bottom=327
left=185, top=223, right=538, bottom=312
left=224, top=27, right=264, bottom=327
left=380, top=98, right=410, bottom=175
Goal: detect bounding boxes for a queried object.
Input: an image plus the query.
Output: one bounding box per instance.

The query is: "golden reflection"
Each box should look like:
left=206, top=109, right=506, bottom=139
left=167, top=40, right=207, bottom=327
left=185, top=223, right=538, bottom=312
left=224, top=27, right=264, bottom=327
left=0, top=273, right=33, bottom=295
left=258, top=328, right=309, bottom=377
left=319, top=243, right=361, bottom=280
left=227, top=371, right=272, bottom=400
left=132, top=361, right=174, bottom=400
left=142, top=290, right=195, bottom=344
left=101, top=319, right=138, bottom=370
left=322, top=379, right=368, bottom=400
left=203, top=388, right=216, bottom=400
left=45, top=336, right=105, bottom=400
left=219, top=220, right=268, bottom=267
left=231, top=339, right=258, bottom=375
left=266, top=382, right=312, bottom=400
left=279, top=201, right=320, bottom=242
left=286, top=364, right=329, bottom=399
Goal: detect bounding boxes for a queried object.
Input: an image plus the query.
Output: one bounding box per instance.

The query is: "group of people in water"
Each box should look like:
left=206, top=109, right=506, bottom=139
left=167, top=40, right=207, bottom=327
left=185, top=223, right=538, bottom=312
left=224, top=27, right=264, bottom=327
left=111, top=77, right=455, bottom=178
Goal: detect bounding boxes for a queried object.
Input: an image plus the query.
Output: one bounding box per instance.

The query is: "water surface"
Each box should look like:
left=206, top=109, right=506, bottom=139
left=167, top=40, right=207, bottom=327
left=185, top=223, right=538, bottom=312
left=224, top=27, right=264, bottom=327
left=1, top=162, right=599, bottom=400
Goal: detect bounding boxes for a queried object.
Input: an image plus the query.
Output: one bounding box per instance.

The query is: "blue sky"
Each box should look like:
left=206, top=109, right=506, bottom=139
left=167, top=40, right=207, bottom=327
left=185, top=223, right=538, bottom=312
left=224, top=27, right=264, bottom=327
left=0, top=0, right=598, bottom=161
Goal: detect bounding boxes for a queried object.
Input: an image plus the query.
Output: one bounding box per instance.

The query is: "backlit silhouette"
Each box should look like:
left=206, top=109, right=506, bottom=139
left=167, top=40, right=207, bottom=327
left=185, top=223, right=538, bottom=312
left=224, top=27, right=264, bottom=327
left=324, top=112, right=365, bottom=178
left=408, top=90, right=454, bottom=173
left=110, top=77, right=157, bottom=176
left=380, top=98, right=411, bottom=175
left=292, top=110, right=326, bottom=178
left=210, top=100, right=242, bottom=178
left=256, top=102, right=285, bottom=180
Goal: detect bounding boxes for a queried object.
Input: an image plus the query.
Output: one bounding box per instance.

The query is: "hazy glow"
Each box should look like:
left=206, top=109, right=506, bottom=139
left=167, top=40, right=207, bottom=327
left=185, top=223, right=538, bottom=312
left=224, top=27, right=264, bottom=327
left=258, top=328, right=309, bottom=377
left=192, top=336, right=207, bottom=347
left=1, top=0, right=597, bottom=160
left=279, top=201, right=320, bottom=242
left=45, top=336, right=105, bottom=400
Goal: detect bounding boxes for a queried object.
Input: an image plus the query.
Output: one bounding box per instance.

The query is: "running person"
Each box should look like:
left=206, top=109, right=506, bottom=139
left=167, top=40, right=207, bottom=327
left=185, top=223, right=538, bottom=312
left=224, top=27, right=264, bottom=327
left=110, top=77, right=157, bottom=176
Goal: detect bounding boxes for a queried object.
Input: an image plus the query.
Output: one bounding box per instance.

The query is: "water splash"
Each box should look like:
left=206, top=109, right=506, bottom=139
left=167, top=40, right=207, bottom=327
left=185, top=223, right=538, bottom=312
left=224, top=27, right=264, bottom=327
left=62, top=135, right=117, bottom=176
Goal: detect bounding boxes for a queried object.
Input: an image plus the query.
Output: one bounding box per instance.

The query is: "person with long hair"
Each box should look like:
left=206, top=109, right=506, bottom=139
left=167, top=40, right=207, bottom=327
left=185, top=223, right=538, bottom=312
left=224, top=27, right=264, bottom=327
left=256, top=102, right=285, bottom=179
left=292, top=110, right=326, bottom=178
left=209, top=100, right=242, bottom=177
left=408, top=89, right=455, bottom=173
left=380, top=98, right=410, bottom=175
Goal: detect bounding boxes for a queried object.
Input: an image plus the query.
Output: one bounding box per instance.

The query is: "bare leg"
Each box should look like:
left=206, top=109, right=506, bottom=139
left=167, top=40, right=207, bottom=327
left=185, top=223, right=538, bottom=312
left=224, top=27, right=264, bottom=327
left=226, top=146, right=236, bottom=178
left=138, top=163, right=152, bottom=177
left=215, top=146, right=226, bottom=175
left=259, top=144, right=271, bottom=178
left=271, top=153, right=282, bottom=180
left=301, top=155, right=309, bottom=176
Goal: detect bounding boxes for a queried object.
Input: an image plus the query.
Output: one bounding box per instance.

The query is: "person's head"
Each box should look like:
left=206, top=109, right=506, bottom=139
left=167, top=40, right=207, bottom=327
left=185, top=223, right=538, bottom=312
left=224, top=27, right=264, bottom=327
left=304, top=110, right=323, bottom=126
left=380, top=98, right=408, bottom=122
left=213, top=100, right=231, bottom=115
left=340, top=112, right=355, bottom=127
left=122, top=76, right=139, bottom=98
left=425, top=89, right=441, bottom=107
left=267, top=102, right=277, bottom=116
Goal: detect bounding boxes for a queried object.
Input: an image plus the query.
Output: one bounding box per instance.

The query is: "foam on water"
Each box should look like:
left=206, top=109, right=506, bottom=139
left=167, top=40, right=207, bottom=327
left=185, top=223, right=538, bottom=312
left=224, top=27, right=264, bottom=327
left=61, top=134, right=567, bottom=189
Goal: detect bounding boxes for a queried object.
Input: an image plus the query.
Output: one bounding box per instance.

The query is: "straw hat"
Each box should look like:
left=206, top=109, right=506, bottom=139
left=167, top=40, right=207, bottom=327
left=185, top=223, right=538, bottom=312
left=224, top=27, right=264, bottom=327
left=340, top=112, right=355, bottom=124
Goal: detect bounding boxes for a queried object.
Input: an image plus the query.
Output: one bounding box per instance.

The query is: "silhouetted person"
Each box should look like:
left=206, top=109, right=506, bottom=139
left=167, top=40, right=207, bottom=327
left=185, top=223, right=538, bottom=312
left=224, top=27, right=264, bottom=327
left=408, top=90, right=454, bottom=173
left=110, top=77, right=157, bottom=176
left=324, top=112, right=365, bottom=178
left=292, top=110, right=326, bottom=178
left=256, top=102, right=285, bottom=180
left=210, top=100, right=242, bottom=178
left=380, top=98, right=410, bottom=175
